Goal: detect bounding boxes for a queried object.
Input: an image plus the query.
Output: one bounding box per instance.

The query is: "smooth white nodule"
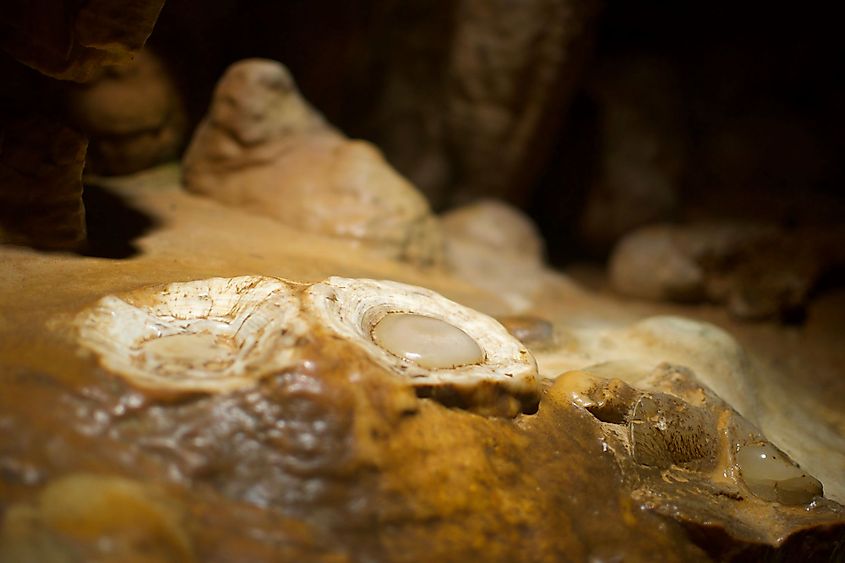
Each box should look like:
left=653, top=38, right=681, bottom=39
left=371, top=313, right=484, bottom=369
left=737, top=443, right=823, bottom=505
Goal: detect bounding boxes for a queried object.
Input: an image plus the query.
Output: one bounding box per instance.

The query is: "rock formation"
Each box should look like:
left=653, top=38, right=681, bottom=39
left=0, top=115, right=87, bottom=249
left=66, top=50, right=187, bottom=175
left=0, top=168, right=843, bottom=560
left=441, top=199, right=550, bottom=312
left=183, top=59, right=443, bottom=266
left=1, top=5, right=844, bottom=560
left=365, top=0, right=600, bottom=206
left=0, top=0, right=165, bottom=82
left=0, top=0, right=165, bottom=250
left=609, top=222, right=845, bottom=320
left=577, top=54, right=686, bottom=252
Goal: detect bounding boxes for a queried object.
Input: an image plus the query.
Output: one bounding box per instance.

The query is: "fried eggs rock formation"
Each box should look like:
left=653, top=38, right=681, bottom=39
left=75, top=275, right=540, bottom=417
left=305, top=277, right=540, bottom=416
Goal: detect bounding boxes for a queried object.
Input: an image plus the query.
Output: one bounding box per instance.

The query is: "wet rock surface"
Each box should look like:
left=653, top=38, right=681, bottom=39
left=0, top=171, right=843, bottom=561
left=555, top=363, right=843, bottom=558
left=0, top=346, right=709, bottom=561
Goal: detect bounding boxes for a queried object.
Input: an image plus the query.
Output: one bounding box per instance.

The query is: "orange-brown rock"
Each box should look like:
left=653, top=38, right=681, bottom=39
left=0, top=169, right=843, bottom=561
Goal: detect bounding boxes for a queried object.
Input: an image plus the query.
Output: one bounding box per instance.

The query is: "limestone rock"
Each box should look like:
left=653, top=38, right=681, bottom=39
left=0, top=0, right=165, bottom=82
left=183, top=59, right=443, bottom=266
left=74, top=275, right=540, bottom=416
left=67, top=50, right=187, bottom=175
left=552, top=362, right=842, bottom=559
left=442, top=199, right=545, bottom=263
left=1, top=171, right=843, bottom=561
left=442, top=199, right=549, bottom=312
left=0, top=115, right=87, bottom=249
left=609, top=222, right=843, bottom=320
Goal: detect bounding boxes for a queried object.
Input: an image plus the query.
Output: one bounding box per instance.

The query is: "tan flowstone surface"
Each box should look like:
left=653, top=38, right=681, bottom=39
left=1, top=164, right=843, bottom=561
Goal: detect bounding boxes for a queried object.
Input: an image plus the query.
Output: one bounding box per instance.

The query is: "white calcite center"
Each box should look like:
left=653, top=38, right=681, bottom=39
left=371, top=313, right=484, bottom=369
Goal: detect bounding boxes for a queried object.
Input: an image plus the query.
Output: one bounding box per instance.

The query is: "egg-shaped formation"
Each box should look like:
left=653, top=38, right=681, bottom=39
left=304, top=277, right=540, bottom=416
left=737, top=442, right=823, bottom=505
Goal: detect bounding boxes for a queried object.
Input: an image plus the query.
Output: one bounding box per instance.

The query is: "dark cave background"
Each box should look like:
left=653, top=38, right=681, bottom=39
left=145, top=0, right=845, bottom=266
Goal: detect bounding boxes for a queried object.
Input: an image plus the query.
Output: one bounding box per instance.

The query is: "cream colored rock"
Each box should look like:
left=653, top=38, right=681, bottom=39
left=182, top=59, right=443, bottom=265
left=305, top=277, right=540, bottom=416
left=441, top=199, right=551, bottom=312
left=75, top=274, right=539, bottom=416
left=442, top=199, right=545, bottom=263
left=76, top=276, right=307, bottom=394
left=371, top=313, right=484, bottom=369
left=737, top=442, right=823, bottom=505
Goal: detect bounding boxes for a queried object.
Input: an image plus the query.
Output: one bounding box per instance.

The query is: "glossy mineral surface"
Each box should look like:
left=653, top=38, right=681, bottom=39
left=371, top=313, right=484, bottom=369
left=737, top=443, right=823, bottom=505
